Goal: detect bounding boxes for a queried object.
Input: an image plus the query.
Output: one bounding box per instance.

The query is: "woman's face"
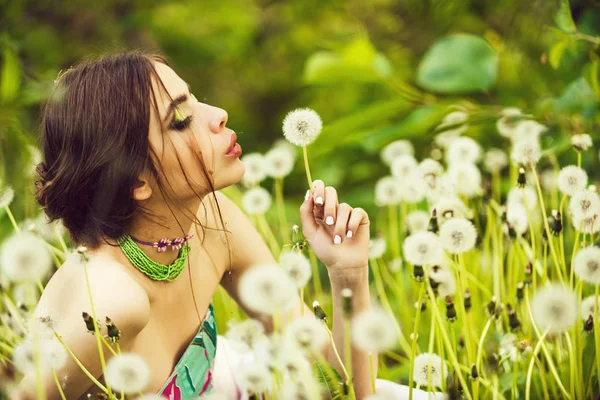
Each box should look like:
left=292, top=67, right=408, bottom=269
left=146, top=62, right=244, bottom=201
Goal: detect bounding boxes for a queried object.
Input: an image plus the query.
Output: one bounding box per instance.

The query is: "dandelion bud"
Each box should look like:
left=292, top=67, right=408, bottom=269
left=82, top=312, right=96, bottom=334
left=517, top=168, right=526, bottom=188
left=77, top=245, right=89, bottom=262
left=446, top=372, right=461, bottom=400
left=571, top=133, right=593, bottom=152
left=516, top=282, right=524, bottom=302
left=106, top=317, right=122, bottom=343
left=445, top=296, right=457, bottom=322
left=409, top=332, right=420, bottom=341
left=584, top=315, right=594, bottom=333
left=412, top=265, right=425, bottom=281
left=458, top=335, right=465, bottom=348
left=470, top=364, right=479, bottom=380
left=524, top=261, right=532, bottom=285
left=549, top=210, right=563, bottom=236
left=487, top=296, right=498, bottom=316
left=506, top=304, right=521, bottom=332
left=341, top=288, right=353, bottom=317
left=415, top=301, right=427, bottom=312
left=313, top=301, right=327, bottom=323
left=342, top=382, right=350, bottom=395
left=428, top=209, right=439, bottom=233
left=464, top=289, right=472, bottom=312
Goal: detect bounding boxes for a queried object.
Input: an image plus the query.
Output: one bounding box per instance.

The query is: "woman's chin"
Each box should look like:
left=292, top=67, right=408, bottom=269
left=215, top=161, right=245, bottom=190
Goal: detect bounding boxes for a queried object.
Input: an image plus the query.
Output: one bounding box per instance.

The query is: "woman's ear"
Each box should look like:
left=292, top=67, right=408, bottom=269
left=133, top=173, right=153, bottom=201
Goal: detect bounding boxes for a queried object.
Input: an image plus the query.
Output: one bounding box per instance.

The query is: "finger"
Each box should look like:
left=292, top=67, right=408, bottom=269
left=312, top=179, right=325, bottom=221
left=324, top=186, right=338, bottom=227
left=346, top=207, right=370, bottom=238
left=299, top=189, right=318, bottom=238
left=333, top=203, right=352, bottom=244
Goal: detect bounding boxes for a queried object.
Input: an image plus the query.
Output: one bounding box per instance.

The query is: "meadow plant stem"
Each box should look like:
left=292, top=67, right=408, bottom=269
left=303, top=146, right=313, bottom=190
left=4, top=205, right=21, bottom=234
left=525, top=328, right=550, bottom=400
left=274, top=178, right=289, bottom=242
left=408, top=283, right=425, bottom=400
left=99, top=335, right=117, bottom=356
left=343, top=317, right=353, bottom=392
left=31, top=324, right=47, bottom=400
left=82, top=261, right=113, bottom=399
left=300, top=288, right=304, bottom=316
left=563, top=331, right=577, bottom=399
left=258, top=214, right=280, bottom=257
left=533, top=357, right=551, bottom=399
left=53, top=331, right=109, bottom=394
left=594, top=285, right=600, bottom=394
left=322, top=321, right=351, bottom=384
left=570, top=230, right=582, bottom=287
left=388, top=205, right=400, bottom=260
left=427, top=309, right=435, bottom=393
left=54, top=227, right=68, bottom=253
left=475, top=317, right=493, bottom=379
left=369, top=352, right=376, bottom=394
left=52, top=368, right=67, bottom=400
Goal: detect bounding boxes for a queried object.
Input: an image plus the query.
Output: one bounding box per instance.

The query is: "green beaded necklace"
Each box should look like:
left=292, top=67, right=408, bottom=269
left=116, top=234, right=190, bottom=282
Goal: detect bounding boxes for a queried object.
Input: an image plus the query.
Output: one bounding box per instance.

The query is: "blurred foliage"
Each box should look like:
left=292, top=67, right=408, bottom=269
left=0, top=0, right=599, bottom=233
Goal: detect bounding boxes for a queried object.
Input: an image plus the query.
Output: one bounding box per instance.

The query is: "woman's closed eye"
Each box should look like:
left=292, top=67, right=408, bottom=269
left=170, top=106, right=194, bottom=131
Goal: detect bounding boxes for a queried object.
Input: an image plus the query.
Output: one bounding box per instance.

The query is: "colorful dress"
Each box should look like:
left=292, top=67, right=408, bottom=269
left=157, top=303, right=218, bottom=399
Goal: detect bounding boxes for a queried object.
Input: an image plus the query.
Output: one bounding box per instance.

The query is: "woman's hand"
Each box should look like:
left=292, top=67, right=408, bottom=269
left=299, top=180, right=370, bottom=274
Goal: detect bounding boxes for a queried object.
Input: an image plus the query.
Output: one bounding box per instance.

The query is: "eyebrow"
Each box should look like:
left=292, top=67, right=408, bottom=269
left=163, top=82, right=193, bottom=124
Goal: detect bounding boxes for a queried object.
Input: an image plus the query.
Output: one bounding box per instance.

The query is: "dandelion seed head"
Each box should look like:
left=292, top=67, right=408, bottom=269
left=513, top=120, right=547, bottom=142
left=390, top=155, right=418, bottom=179
left=412, top=353, right=447, bottom=388
left=239, top=264, right=299, bottom=315
left=226, top=319, right=269, bottom=353
left=572, top=213, right=600, bottom=234
left=506, top=204, right=529, bottom=236
left=403, top=231, right=443, bottom=266
left=241, top=153, right=267, bottom=186
left=407, top=211, right=430, bottom=234
left=558, top=166, right=588, bottom=196
left=569, top=190, right=600, bottom=220
left=484, top=148, right=509, bottom=173
left=571, top=134, right=593, bottom=152
left=351, top=307, right=398, bottom=352
left=446, top=137, right=482, bottom=166
left=374, top=176, right=402, bottom=206
left=581, top=295, right=600, bottom=321
left=0, top=232, right=52, bottom=283
left=279, top=251, right=311, bottom=288
left=272, top=138, right=298, bottom=161
left=235, top=361, right=272, bottom=393
left=496, top=108, right=523, bottom=138
left=439, top=218, right=477, bottom=254
left=369, top=237, right=387, bottom=259
left=285, top=316, right=327, bottom=354
left=105, top=353, right=151, bottom=394
left=438, top=111, right=469, bottom=138
left=531, top=284, right=578, bottom=335
left=432, top=197, right=472, bottom=223
left=242, top=187, right=272, bottom=215
left=511, top=138, right=541, bottom=166
left=541, top=169, right=559, bottom=192
left=388, top=257, right=403, bottom=273
left=0, top=186, right=14, bottom=208
left=418, top=158, right=444, bottom=182
left=399, top=173, right=427, bottom=204
left=282, top=108, right=323, bottom=147
left=574, top=246, right=600, bottom=285
left=265, top=147, right=295, bottom=179
left=507, top=186, right=537, bottom=209
left=447, top=164, right=482, bottom=198
left=381, top=140, right=415, bottom=166
left=429, top=267, right=456, bottom=297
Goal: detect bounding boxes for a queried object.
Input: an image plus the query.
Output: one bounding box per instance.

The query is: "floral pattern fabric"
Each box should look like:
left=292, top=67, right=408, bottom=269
left=157, top=303, right=217, bottom=399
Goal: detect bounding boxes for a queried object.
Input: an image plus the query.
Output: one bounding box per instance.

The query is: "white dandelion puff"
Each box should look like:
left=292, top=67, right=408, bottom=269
left=242, top=187, right=272, bottom=215
left=285, top=316, right=327, bottom=354
left=241, top=153, right=268, bottom=186
left=499, top=333, right=518, bottom=362
left=446, top=164, right=482, bottom=198
left=351, top=307, right=398, bottom=352
left=513, top=120, right=547, bottom=142
left=282, top=108, right=323, bottom=147
left=105, top=353, right=151, bottom=394
left=413, top=353, right=447, bottom=388
left=429, top=267, right=456, bottom=297
left=388, top=257, right=403, bottom=273
left=496, top=108, right=523, bottom=138
left=558, top=166, right=588, bottom=196
left=226, top=319, right=269, bottom=353
left=581, top=295, right=600, bottom=320
left=418, top=158, right=444, bottom=183
left=407, top=211, right=430, bottom=234
left=390, top=155, right=418, bottom=180
left=273, top=347, right=312, bottom=378
left=399, top=172, right=426, bottom=204
left=29, top=307, right=59, bottom=339
left=446, top=137, right=482, bottom=166
left=439, top=218, right=477, bottom=254
left=13, top=339, right=36, bottom=375
left=374, top=176, right=402, bottom=206
left=571, top=134, right=593, bottom=152
left=541, top=169, right=558, bottom=193
left=506, top=204, right=529, bottom=236
left=381, top=140, right=415, bottom=166
left=273, top=138, right=298, bottom=161
left=569, top=190, right=600, bottom=220
left=235, top=361, right=272, bottom=393
left=0, top=232, right=52, bottom=283
left=279, top=251, right=312, bottom=288
left=572, top=213, right=600, bottom=234
left=0, top=186, right=14, bottom=208
left=484, top=148, right=509, bottom=174
left=507, top=186, right=538, bottom=209
left=369, top=237, right=387, bottom=259
left=531, top=284, right=578, bottom=335
left=265, top=147, right=295, bottom=179
left=431, top=196, right=472, bottom=222
left=438, top=111, right=469, bottom=137
left=403, top=232, right=443, bottom=266
left=239, top=264, right=299, bottom=315
left=425, top=176, right=457, bottom=203
left=44, top=338, right=67, bottom=371
left=574, top=246, right=600, bottom=285
left=511, top=138, right=541, bottom=166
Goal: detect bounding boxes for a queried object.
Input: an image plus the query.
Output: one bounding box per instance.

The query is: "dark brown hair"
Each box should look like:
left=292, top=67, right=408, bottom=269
left=35, top=50, right=217, bottom=249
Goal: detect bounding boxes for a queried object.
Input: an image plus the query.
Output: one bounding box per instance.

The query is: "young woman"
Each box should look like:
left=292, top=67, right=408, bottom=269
left=15, top=51, right=374, bottom=399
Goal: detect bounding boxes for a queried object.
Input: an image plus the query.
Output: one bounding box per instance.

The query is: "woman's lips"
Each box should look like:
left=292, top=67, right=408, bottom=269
left=225, top=132, right=242, bottom=158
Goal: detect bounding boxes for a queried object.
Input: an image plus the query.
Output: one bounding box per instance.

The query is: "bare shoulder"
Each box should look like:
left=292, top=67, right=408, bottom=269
left=39, top=251, right=151, bottom=335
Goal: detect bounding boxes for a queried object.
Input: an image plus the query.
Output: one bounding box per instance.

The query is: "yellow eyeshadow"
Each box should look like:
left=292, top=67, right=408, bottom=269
left=173, top=106, right=187, bottom=122
left=190, top=93, right=198, bottom=102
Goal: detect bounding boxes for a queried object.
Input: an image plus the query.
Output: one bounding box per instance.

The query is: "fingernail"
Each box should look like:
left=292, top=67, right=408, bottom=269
left=325, top=216, right=334, bottom=225
left=315, top=197, right=324, bottom=205
left=305, top=190, right=310, bottom=201
left=334, top=235, right=341, bottom=244
left=346, top=230, right=353, bottom=238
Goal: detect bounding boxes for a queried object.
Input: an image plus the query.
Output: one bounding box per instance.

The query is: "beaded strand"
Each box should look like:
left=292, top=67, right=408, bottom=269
left=117, top=234, right=189, bottom=282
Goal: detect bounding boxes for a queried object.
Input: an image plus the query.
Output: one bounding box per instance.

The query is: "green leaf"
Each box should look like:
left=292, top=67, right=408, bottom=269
left=416, top=33, right=498, bottom=94
left=553, top=77, right=598, bottom=115
left=555, top=0, right=577, bottom=33
left=313, top=360, right=344, bottom=399
left=549, top=39, right=571, bottom=69
left=582, top=58, right=600, bottom=100
left=0, top=45, right=21, bottom=104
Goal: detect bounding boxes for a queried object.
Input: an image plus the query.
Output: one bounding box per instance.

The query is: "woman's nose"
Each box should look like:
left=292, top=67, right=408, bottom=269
left=209, top=107, right=228, bottom=133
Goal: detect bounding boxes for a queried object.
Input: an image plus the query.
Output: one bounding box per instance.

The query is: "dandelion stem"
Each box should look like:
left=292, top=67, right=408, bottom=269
left=302, top=146, right=313, bottom=190
left=408, top=283, right=425, bottom=400
left=4, top=205, right=21, bottom=234
left=273, top=178, right=290, bottom=243
left=322, top=320, right=351, bottom=384
left=369, top=352, right=376, bottom=394
left=475, top=317, right=493, bottom=379
left=52, top=368, right=67, bottom=400
left=594, top=285, right=600, bottom=394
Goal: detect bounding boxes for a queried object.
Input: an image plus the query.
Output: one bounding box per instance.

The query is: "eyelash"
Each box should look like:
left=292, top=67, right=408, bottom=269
left=169, top=93, right=201, bottom=131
